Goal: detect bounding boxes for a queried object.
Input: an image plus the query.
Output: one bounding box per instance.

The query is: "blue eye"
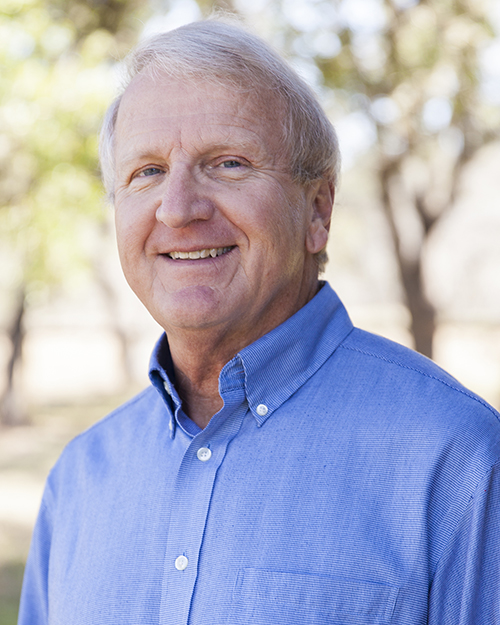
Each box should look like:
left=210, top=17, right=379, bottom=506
left=222, top=160, right=242, bottom=168
left=141, top=167, right=162, bottom=176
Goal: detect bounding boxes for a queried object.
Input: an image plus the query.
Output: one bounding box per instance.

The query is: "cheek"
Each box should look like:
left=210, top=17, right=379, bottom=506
left=228, top=185, right=297, bottom=238
left=115, top=216, right=136, bottom=265
left=115, top=200, right=154, bottom=258
left=114, top=214, right=152, bottom=295
left=254, top=197, right=306, bottom=254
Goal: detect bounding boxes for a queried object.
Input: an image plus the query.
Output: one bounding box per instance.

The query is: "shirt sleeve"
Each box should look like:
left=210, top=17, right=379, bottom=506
left=428, top=460, right=500, bottom=623
left=17, top=490, right=53, bottom=625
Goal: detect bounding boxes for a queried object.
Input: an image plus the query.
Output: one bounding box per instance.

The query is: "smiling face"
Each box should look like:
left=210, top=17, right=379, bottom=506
left=113, top=72, right=331, bottom=348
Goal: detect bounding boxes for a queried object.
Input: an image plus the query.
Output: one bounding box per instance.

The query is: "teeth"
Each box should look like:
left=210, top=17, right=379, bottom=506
left=168, top=247, right=232, bottom=260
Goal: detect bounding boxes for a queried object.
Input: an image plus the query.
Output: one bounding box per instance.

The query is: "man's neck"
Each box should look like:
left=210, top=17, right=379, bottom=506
left=165, top=278, right=322, bottom=429
left=173, top=366, right=223, bottom=430
left=167, top=329, right=240, bottom=430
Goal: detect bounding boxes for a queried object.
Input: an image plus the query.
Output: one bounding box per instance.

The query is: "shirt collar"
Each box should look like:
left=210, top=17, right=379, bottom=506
left=149, top=282, right=353, bottom=430
left=237, top=282, right=353, bottom=425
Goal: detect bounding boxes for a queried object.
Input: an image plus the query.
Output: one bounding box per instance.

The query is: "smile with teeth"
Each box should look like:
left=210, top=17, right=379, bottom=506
left=168, top=246, right=233, bottom=260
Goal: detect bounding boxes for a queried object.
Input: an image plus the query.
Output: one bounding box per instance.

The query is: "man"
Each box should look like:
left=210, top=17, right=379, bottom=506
left=19, top=19, right=500, bottom=625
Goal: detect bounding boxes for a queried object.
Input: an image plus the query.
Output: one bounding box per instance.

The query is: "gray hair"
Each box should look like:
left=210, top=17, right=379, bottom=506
left=99, top=18, right=340, bottom=272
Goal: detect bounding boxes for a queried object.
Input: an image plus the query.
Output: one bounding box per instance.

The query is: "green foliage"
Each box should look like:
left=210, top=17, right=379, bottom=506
left=0, top=0, right=148, bottom=297
left=295, top=0, right=499, bottom=148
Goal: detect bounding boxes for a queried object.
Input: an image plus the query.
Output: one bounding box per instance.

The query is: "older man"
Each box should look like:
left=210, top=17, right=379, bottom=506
left=19, top=19, right=500, bottom=625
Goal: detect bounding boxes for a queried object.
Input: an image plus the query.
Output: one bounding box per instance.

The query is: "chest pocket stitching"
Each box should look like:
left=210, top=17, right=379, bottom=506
left=229, top=568, right=399, bottom=625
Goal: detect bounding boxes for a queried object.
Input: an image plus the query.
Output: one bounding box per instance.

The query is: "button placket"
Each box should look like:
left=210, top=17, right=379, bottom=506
left=159, top=395, right=248, bottom=625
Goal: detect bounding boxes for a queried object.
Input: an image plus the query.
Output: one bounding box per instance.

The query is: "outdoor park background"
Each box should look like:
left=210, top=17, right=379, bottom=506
left=1, top=0, right=499, bottom=622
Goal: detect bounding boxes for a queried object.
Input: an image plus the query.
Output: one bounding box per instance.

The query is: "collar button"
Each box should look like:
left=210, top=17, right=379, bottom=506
left=256, top=403, right=268, bottom=416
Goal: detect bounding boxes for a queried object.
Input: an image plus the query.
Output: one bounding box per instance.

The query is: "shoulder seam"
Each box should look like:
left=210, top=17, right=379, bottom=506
left=339, top=343, right=500, bottom=421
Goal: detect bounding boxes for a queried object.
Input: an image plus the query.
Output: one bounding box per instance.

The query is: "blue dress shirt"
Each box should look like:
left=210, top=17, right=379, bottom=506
left=19, top=283, right=500, bottom=624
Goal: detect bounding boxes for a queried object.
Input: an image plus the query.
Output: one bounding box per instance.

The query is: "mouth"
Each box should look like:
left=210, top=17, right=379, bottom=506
left=167, top=246, right=234, bottom=260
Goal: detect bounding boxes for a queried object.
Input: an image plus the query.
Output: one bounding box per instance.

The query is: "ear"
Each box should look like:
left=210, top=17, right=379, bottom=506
left=305, top=180, right=334, bottom=255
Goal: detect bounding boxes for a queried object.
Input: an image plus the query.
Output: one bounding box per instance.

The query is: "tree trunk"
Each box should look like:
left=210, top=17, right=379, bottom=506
left=380, top=165, right=436, bottom=359
left=96, top=268, right=135, bottom=388
left=1, top=287, right=27, bottom=426
left=399, top=257, right=436, bottom=359
left=92, top=224, right=135, bottom=388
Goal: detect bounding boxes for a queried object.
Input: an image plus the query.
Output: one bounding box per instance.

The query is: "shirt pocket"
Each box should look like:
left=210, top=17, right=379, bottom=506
left=228, top=568, right=399, bottom=625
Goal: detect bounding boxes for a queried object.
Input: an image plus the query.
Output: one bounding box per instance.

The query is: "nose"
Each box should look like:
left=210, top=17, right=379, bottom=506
left=156, top=163, right=215, bottom=229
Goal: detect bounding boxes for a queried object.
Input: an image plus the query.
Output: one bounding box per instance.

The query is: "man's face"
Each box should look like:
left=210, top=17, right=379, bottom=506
left=113, top=72, right=329, bottom=344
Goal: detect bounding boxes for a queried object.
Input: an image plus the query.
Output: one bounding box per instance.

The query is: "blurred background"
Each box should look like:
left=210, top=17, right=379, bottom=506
left=1, top=0, right=499, bottom=621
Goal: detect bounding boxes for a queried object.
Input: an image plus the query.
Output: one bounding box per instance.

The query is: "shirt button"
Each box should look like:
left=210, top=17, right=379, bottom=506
left=197, top=447, right=212, bottom=462
left=175, top=555, right=188, bottom=571
left=256, top=404, right=268, bottom=416
left=163, top=381, right=171, bottom=395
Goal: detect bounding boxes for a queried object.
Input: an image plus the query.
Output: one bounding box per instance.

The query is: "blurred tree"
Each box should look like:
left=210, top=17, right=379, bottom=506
left=323, top=0, right=499, bottom=357
left=0, top=0, right=148, bottom=425
left=271, top=0, right=499, bottom=357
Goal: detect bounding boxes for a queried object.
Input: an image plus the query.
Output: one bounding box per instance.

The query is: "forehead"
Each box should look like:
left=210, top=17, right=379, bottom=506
left=114, top=71, right=287, bottom=160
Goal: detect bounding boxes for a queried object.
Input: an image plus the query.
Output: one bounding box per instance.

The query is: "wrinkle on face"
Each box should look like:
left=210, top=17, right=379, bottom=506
left=113, top=72, right=322, bottom=346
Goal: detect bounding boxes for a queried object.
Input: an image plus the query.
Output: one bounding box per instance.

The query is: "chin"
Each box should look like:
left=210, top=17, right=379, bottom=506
left=150, top=287, right=235, bottom=331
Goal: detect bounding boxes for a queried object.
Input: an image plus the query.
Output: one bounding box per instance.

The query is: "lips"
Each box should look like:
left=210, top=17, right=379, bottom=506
left=167, top=246, right=233, bottom=260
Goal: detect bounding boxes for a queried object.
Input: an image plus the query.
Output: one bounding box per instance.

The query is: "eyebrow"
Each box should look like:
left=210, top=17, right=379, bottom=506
left=116, top=138, right=266, bottom=169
